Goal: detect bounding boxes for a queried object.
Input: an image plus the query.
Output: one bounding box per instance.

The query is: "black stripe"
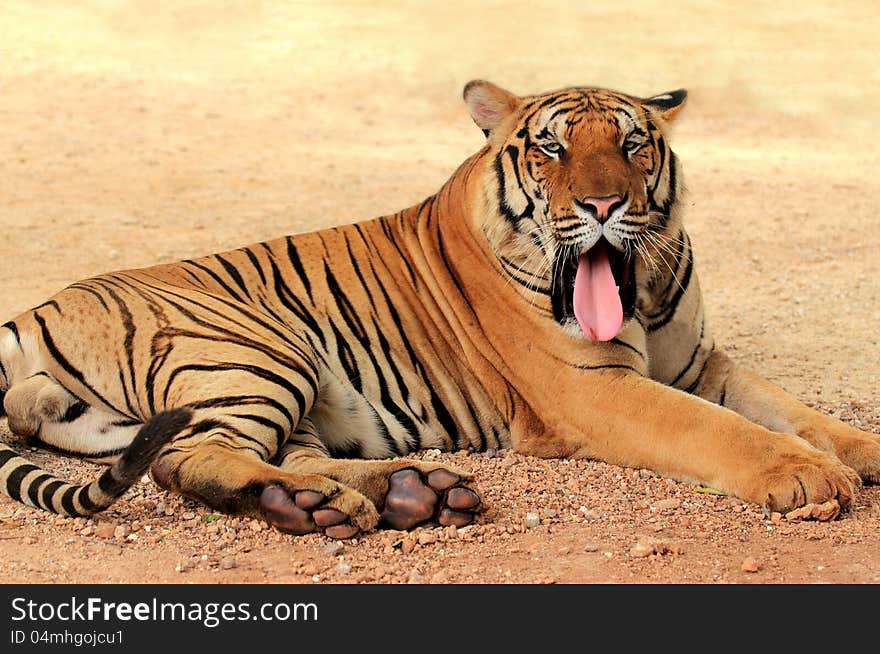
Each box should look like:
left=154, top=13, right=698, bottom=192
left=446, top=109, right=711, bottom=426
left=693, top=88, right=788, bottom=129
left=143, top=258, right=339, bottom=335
left=328, top=318, right=362, bottom=393
left=683, top=353, right=712, bottom=395
left=75, top=485, right=100, bottom=512
left=261, top=249, right=327, bottom=350
left=33, top=300, right=61, bottom=314
left=229, top=413, right=287, bottom=452
left=2, top=321, right=21, bottom=346
left=69, top=283, right=111, bottom=311
left=285, top=238, right=314, bottom=302
left=241, top=247, right=268, bottom=286
left=179, top=418, right=271, bottom=457
left=375, top=219, right=417, bottom=286
left=645, top=239, right=694, bottom=332
left=187, top=395, right=295, bottom=429
left=26, top=473, right=52, bottom=508
left=436, top=226, right=477, bottom=319
left=570, top=363, right=641, bottom=373
left=462, top=395, right=487, bottom=452
left=111, top=418, right=141, bottom=428
left=214, top=254, right=253, bottom=300
left=669, top=317, right=706, bottom=387
left=183, top=260, right=247, bottom=303
left=164, top=363, right=311, bottom=424
left=323, top=261, right=370, bottom=346
left=60, top=399, right=89, bottom=423
left=60, top=485, right=78, bottom=515
left=719, top=382, right=727, bottom=407
left=611, top=337, right=645, bottom=359
left=5, top=463, right=40, bottom=502
left=40, top=479, right=66, bottom=511
left=0, top=448, right=18, bottom=468
left=38, top=441, right=128, bottom=459
left=368, top=317, right=418, bottom=452
left=104, top=284, right=137, bottom=414
left=33, top=313, right=124, bottom=415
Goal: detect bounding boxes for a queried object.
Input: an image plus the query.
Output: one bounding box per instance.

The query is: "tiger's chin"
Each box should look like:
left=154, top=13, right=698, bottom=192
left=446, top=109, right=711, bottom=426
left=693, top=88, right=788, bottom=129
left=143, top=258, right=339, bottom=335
left=551, top=238, right=637, bottom=339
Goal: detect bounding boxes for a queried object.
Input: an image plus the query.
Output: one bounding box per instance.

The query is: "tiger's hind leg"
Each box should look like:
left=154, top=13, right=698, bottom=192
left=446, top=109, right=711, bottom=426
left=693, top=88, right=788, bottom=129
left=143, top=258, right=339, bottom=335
left=276, top=418, right=483, bottom=530
left=149, top=393, right=379, bottom=538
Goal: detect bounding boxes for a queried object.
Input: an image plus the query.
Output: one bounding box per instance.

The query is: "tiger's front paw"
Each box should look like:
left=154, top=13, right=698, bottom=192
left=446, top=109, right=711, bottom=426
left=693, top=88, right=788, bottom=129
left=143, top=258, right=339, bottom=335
left=740, top=442, right=860, bottom=514
left=800, top=423, right=880, bottom=484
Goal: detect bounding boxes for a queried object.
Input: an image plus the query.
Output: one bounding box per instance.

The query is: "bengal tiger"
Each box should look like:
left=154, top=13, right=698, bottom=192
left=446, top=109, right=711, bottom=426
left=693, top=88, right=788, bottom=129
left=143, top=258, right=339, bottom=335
left=1, top=80, right=877, bottom=539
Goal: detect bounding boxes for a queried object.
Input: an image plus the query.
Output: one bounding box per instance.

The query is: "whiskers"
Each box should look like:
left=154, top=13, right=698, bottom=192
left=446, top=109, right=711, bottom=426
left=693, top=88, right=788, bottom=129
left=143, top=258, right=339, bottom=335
left=619, top=214, right=691, bottom=294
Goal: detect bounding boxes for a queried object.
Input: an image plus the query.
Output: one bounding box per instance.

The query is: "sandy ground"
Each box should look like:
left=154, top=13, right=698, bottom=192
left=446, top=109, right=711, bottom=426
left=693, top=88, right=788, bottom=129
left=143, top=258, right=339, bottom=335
left=0, top=1, right=878, bottom=584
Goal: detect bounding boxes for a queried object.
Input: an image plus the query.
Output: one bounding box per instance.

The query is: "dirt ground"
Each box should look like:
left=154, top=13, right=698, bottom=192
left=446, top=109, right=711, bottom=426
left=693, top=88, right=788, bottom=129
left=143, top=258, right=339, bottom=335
left=1, top=2, right=878, bottom=584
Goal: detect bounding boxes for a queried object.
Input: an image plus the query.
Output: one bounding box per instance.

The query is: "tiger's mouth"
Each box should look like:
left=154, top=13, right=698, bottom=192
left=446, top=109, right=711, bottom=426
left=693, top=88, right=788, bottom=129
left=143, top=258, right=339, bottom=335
left=551, top=238, right=636, bottom=340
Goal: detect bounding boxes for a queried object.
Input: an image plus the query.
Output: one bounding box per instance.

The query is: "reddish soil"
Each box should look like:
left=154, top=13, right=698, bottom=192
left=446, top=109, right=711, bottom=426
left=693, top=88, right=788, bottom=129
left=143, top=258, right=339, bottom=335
left=1, top=2, right=878, bottom=584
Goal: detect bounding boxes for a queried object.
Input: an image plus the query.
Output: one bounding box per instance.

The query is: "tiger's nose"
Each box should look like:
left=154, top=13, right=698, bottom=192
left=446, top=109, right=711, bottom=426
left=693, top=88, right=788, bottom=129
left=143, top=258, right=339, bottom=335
left=574, top=195, right=626, bottom=223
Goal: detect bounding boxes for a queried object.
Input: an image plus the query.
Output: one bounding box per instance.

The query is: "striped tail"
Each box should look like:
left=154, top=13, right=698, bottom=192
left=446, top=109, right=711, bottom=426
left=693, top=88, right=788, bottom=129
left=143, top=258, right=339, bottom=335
left=0, top=407, right=192, bottom=516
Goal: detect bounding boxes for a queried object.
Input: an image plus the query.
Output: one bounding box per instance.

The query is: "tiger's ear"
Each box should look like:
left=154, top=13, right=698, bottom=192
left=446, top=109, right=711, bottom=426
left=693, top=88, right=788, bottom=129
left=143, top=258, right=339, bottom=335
left=463, top=80, right=519, bottom=136
left=643, top=89, right=688, bottom=123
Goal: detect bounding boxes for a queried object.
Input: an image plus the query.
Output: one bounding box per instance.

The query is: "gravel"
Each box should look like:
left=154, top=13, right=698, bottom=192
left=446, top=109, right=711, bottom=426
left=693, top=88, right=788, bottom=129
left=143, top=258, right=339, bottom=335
left=1, top=400, right=878, bottom=584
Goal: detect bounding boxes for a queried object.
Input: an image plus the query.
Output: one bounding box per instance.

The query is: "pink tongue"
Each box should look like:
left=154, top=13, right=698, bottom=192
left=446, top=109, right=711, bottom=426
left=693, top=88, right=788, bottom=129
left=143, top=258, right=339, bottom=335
left=573, top=244, right=623, bottom=341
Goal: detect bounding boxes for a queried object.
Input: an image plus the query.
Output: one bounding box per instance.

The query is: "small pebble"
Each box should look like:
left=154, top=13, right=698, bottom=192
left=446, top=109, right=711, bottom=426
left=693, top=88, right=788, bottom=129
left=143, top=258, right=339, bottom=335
left=324, top=541, right=344, bottom=556
left=583, top=544, right=599, bottom=553
left=401, top=536, right=416, bottom=554
left=484, top=448, right=498, bottom=458
left=79, top=525, right=95, bottom=537
left=155, top=502, right=166, bottom=515
left=653, top=498, right=681, bottom=511
left=249, top=520, right=263, bottom=532
left=523, top=512, right=541, bottom=529
left=181, top=512, right=196, bottom=520
left=94, top=522, right=117, bottom=539
left=741, top=557, right=760, bottom=573
left=417, top=531, right=436, bottom=546
left=337, top=562, right=352, bottom=574
left=219, top=556, right=236, bottom=570
left=114, top=524, right=131, bottom=539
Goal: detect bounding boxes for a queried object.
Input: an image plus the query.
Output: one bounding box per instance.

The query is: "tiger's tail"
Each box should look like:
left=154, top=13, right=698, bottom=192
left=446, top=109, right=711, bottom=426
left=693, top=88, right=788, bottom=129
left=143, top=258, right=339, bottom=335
left=0, top=408, right=192, bottom=516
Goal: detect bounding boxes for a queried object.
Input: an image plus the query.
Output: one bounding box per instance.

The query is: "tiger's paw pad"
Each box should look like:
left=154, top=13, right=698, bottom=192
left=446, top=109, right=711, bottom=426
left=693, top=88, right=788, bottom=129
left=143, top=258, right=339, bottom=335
left=380, top=468, right=482, bottom=530
left=260, top=486, right=366, bottom=539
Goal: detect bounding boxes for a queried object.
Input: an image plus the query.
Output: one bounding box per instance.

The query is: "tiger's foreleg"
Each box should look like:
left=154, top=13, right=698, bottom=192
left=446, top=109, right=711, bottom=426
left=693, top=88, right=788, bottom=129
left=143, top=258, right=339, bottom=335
left=512, top=369, right=860, bottom=513
left=692, top=349, right=880, bottom=483
left=275, top=418, right=482, bottom=530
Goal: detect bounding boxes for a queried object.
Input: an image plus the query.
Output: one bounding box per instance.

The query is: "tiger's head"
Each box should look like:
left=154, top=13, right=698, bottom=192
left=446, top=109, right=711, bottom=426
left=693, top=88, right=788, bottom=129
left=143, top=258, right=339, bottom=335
left=463, top=81, right=687, bottom=342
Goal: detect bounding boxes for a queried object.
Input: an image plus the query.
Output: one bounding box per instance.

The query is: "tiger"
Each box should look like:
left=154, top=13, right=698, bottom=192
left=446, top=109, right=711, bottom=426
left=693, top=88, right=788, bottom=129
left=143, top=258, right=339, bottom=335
left=1, top=80, right=877, bottom=540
